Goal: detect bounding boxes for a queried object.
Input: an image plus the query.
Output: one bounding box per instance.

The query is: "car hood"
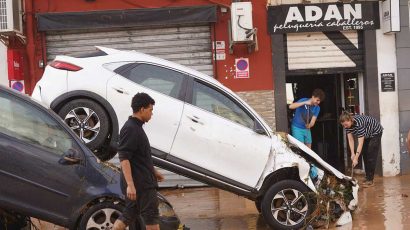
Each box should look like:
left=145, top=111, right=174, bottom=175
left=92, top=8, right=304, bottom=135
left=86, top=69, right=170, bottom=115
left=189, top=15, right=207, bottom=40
left=285, top=134, right=353, bottom=181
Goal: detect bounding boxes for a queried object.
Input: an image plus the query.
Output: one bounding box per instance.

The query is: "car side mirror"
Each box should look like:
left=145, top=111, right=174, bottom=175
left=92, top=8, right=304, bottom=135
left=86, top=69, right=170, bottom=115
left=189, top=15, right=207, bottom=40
left=60, top=148, right=82, bottom=165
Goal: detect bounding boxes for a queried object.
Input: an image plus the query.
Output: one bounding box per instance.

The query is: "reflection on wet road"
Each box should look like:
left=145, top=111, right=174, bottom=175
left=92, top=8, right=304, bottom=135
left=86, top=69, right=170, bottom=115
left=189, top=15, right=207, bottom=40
left=160, top=175, right=410, bottom=230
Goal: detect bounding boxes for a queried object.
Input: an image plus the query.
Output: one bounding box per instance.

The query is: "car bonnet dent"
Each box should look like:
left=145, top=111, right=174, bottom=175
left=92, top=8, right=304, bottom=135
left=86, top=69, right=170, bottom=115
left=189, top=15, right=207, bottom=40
left=286, top=134, right=352, bottom=181
left=285, top=135, right=359, bottom=212
left=256, top=133, right=317, bottom=193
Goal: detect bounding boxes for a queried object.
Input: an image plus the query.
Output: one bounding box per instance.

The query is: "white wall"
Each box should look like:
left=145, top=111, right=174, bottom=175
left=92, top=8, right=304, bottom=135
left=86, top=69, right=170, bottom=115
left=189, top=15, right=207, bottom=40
left=0, top=43, right=7, bottom=86
left=376, top=3, right=401, bottom=176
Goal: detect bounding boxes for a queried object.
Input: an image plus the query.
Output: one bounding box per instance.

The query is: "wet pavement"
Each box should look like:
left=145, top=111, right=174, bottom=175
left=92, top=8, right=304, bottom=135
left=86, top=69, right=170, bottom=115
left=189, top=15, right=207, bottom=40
left=160, top=175, right=410, bottom=230
left=34, top=175, right=410, bottom=229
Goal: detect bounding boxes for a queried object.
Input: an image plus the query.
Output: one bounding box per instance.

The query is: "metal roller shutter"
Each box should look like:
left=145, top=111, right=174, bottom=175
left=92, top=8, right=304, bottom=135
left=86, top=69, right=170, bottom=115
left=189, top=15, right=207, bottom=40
left=46, top=25, right=213, bottom=76
left=286, top=31, right=363, bottom=71
left=46, top=25, right=212, bottom=187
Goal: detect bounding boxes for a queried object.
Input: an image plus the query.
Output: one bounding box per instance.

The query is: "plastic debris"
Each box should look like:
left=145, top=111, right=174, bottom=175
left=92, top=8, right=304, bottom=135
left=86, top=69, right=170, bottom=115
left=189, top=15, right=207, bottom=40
left=336, top=211, right=353, bottom=226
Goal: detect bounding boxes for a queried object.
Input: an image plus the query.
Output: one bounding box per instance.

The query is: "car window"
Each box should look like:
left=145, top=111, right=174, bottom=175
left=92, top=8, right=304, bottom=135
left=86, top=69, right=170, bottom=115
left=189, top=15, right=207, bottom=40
left=192, top=81, right=254, bottom=129
left=120, top=64, right=184, bottom=99
left=0, top=91, right=78, bottom=156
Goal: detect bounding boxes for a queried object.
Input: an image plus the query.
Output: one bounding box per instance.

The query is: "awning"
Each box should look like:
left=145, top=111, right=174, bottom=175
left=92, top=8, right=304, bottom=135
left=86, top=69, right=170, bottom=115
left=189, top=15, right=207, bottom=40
left=37, top=5, right=217, bottom=32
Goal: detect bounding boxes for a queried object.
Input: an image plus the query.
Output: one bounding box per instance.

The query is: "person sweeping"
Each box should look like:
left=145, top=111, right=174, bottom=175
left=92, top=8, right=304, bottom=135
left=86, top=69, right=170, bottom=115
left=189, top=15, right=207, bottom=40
left=339, top=112, right=383, bottom=188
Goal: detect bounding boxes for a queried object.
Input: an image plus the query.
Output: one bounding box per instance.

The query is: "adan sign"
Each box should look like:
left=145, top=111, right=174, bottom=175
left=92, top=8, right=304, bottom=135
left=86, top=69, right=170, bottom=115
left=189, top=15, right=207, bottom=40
left=268, top=2, right=380, bottom=34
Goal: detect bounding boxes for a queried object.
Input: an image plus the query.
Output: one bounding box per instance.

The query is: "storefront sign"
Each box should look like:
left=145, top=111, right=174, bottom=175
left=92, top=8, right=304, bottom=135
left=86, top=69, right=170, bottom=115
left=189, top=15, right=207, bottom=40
left=235, top=58, right=249, bottom=79
left=381, top=73, right=395, bottom=92
left=268, top=2, right=380, bottom=34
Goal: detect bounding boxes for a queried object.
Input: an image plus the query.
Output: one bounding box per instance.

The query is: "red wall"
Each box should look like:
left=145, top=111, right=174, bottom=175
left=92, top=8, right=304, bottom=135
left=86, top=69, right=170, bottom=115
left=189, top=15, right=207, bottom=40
left=212, top=1, right=273, bottom=91
left=26, top=0, right=273, bottom=93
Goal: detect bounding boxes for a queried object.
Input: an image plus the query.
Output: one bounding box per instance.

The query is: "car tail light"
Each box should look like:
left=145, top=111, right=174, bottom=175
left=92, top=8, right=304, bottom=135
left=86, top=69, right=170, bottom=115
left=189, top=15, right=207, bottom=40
left=50, top=61, right=83, bottom=71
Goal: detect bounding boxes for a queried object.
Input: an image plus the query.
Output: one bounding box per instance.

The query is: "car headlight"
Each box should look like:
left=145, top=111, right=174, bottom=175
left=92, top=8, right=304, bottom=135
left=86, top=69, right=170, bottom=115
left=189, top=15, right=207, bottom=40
left=158, top=201, right=176, bottom=218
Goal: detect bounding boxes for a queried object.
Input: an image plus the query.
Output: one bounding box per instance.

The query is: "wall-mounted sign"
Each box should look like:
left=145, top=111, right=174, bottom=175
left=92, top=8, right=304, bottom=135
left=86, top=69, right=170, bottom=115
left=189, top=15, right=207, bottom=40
left=267, top=2, right=380, bottom=34
left=10, top=80, right=25, bottom=93
left=213, top=41, right=226, bottom=61
left=235, top=58, right=249, bottom=79
left=381, top=73, right=395, bottom=92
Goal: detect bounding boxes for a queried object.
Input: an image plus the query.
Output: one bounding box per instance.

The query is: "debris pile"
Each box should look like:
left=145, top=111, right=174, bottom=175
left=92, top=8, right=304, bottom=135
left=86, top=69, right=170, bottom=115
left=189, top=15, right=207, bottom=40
left=308, top=164, right=357, bottom=228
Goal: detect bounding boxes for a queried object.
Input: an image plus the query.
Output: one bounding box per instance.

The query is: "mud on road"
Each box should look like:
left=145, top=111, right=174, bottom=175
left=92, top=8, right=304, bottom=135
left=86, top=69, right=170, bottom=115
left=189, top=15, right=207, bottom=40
left=32, top=175, right=410, bottom=230
left=160, top=175, right=410, bottom=230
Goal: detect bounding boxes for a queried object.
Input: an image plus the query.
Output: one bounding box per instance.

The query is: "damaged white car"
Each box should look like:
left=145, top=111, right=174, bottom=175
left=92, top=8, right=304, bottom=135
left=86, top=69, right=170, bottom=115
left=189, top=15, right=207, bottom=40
left=260, top=134, right=359, bottom=229
left=33, top=46, right=358, bottom=229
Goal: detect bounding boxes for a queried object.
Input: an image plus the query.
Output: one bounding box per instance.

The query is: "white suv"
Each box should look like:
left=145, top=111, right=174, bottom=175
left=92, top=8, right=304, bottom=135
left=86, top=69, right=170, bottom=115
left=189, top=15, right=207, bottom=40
left=32, top=47, right=358, bottom=229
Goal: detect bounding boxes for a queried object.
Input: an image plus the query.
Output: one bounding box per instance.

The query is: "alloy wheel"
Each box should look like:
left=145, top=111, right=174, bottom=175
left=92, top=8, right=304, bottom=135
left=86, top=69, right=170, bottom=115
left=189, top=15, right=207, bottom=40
left=64, top=107, right=100, bottom=143
left=270, top=188, right=309, bottom=227
left=85, top=207, right=122, bottom=230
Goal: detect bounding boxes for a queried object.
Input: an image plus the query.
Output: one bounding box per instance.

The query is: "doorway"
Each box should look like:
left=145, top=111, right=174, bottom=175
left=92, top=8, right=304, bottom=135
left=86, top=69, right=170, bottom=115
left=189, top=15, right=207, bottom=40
left=286, top=74, right=345, bottom=172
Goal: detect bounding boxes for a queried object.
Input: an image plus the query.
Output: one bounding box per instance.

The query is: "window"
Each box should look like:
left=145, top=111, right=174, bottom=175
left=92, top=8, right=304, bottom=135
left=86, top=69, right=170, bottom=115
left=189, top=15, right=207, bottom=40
left=192, top=81, right=254, bottom=129
left=0, top=92, right=78, bottom=156
left=120, top=64, right=185, bottom=99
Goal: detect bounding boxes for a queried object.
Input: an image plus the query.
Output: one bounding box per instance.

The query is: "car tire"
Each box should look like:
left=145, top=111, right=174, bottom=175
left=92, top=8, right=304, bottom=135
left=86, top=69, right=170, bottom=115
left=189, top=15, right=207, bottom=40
left=58, top=99, right=110, bottom=153
left=261, top=180, right=315, bottom=230
left=255, top=199, right=262, bottom=213
left=95, top=148, right=118, bottom=162
left=78, top=201, right=125, bottom=230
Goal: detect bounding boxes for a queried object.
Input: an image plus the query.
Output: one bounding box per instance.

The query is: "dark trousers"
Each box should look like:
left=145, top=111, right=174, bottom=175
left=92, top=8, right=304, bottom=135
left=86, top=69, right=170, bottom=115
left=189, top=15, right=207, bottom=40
left=118, top=188, right=159, bottom=228
left=362, top=134, right=382, bottom=181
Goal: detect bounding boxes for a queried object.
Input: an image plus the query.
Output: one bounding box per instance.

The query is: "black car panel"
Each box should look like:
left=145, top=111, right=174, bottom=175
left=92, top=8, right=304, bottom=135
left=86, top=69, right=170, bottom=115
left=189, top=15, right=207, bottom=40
left=0, top=86, right=180, bottom=230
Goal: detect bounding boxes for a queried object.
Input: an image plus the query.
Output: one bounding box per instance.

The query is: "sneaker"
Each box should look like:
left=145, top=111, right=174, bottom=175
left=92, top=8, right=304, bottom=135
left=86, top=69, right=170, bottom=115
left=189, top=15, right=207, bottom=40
left=361, top=180, right=374, bottom=188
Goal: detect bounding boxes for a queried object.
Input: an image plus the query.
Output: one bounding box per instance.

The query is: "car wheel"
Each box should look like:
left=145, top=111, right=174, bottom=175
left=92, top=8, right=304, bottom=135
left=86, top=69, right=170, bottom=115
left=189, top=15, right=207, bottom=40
left=95, top=148, right=118, bottom=162
left=58, top=99, right=110, bottom=152
left=78, top=201, right=126, bottom=230
left=261, top=180, right=315, bottom=230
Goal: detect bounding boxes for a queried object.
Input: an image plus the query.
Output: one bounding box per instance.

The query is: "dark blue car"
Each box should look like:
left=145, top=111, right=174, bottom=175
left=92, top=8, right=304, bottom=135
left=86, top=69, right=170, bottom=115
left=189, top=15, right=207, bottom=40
left=0, top=85, right=180, bottom=230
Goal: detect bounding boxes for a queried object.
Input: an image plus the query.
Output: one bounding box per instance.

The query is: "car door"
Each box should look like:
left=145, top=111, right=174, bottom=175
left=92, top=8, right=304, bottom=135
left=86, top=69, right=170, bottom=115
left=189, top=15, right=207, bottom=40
left=106, top=63, right=186, bottom=155
left=170, top=79, right=272, bottom=188
left=0, top=90, right=86, bottom=220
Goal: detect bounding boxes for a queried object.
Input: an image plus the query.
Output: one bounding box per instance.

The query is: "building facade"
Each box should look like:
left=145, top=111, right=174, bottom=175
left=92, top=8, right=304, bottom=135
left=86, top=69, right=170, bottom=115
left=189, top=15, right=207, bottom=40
left=268, top=0, right=400, bottom=177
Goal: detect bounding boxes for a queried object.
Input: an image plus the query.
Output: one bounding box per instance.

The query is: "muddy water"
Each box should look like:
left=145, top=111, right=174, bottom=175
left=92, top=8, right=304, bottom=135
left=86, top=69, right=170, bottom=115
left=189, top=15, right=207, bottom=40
left=160, top=175, right=410, bottom=230
left=33, top=175, right=410, bottom=229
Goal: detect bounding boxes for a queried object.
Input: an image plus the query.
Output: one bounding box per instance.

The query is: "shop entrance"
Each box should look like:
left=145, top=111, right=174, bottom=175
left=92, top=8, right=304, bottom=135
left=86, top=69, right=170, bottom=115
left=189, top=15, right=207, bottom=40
left=286, top=74, right=360, bottom=172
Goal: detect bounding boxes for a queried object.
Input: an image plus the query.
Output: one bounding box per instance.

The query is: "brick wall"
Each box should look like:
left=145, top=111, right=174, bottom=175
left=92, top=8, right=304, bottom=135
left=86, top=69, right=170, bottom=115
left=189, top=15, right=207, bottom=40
left=236, top=90, right=276, bottom=130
